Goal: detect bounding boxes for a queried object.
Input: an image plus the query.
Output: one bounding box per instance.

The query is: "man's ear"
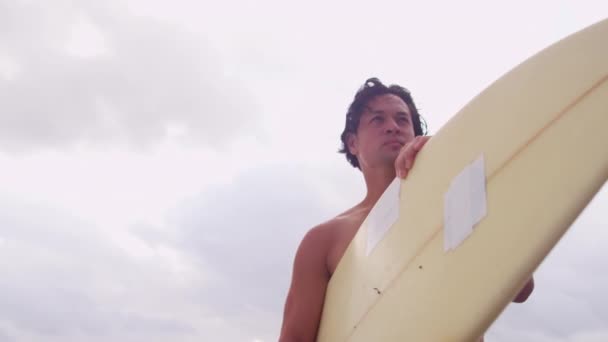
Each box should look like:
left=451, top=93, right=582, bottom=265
left=347, top=133, right=358, bottom=156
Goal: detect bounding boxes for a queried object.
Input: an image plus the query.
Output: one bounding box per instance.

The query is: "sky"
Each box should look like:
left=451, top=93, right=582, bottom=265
left=0, top=0, right=607, bottom=341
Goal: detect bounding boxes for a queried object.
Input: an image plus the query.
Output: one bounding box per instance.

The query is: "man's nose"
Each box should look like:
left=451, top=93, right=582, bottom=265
left=384, top=118, right=401, bottom=133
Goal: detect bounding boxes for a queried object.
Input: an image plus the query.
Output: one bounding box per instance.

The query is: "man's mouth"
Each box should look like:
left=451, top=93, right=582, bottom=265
left=384, top=140, right=404, bottom=146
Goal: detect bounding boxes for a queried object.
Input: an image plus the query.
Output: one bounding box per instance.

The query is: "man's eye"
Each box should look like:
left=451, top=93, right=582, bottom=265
left=371, top=116, right=383, bottom=122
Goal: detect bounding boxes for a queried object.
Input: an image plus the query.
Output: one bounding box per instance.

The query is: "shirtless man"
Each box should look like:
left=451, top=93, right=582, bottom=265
left=278, top=78, right=534, bottom=342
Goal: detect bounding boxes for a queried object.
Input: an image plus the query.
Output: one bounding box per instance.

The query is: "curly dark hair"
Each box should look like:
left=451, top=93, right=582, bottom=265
left=338, top=77, right=428, bottom=169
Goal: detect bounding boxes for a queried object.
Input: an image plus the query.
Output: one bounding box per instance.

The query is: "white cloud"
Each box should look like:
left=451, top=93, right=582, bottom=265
left=0, top=1, right=260, bottom=153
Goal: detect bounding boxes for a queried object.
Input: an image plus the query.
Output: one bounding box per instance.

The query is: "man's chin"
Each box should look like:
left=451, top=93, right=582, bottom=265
left=379, top=154, right=399, bottom=167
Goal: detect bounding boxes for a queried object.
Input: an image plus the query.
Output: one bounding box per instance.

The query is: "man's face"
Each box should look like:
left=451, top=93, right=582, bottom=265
left=347, top=93, right=416, bottom=170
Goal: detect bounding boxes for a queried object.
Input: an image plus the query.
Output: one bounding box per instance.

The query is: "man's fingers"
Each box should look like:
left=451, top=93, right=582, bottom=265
left=395, top=144, right=409, bottom=178
left=404, top=152, right=413, bottom=170
left=395, top=151, right=405, bottom=178
left=415, top=135, right=429, bottom=150
left=397, top=136, right=431, bottom=179
left=404, top=137, right=422, bottom=169
left=396, top=142, right=414, bottom=178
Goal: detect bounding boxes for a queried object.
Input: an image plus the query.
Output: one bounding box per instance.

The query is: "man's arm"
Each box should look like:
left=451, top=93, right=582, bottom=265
left=513, top=276, right=535, bottom=303
left=279, top=226, right=331, bottom=342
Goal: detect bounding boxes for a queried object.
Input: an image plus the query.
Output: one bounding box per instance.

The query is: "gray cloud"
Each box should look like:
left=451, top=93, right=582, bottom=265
left=487, top=185, right=608, bottom=341
left=0, top=196, right=199, bottom=341
left=153, top=164, right=341, bottom=337
left=0, top=1, right=259, bottom=153
left=173, top=167, right=336, bottom=308
left=0, top=162, right=349, bottom=341
left=1, top=284, right=193, bottom=337
left=0, top=329, right=10, bottom=342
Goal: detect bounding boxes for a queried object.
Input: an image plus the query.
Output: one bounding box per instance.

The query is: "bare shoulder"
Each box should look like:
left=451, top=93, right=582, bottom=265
left=295, top=218, right=341, bottom=262
left=298, top=211, right=357, bottom=256
left=302, top=218, right=338, bottom=243
left=300, top=206, right=362, bottom=243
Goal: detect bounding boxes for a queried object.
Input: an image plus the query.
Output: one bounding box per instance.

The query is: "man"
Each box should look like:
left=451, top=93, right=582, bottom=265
left=279, top=78, right=534, bottom=342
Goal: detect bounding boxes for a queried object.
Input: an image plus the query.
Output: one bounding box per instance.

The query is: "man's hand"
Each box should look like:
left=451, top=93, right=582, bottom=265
left=395, top=136, right=431, bottom=179
left=513, top=277, right=535, bottom=303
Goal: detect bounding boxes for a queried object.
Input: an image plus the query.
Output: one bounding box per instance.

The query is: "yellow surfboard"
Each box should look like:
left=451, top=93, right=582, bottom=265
left=317, top=18, right=608, bottom=342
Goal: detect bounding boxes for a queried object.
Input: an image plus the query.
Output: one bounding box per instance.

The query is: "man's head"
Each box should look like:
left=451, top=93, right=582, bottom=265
left=339, top=77, right=427, bottom=170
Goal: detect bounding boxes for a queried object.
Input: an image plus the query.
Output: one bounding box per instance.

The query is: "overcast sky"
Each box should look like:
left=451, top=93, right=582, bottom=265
left=0, top=1, right=607, bottom=341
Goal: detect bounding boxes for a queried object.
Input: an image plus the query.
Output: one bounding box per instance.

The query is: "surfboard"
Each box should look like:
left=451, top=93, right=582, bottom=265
left=317, top=18, right=608, bottom=342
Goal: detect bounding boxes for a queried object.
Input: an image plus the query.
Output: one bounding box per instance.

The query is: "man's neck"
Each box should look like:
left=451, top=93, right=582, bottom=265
left=360, top=165, right=397, bottom=209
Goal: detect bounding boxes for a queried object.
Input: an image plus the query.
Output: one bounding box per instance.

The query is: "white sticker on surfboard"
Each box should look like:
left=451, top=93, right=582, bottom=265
left=366, top=177, right=401, bottom=256
left=444, top=154, right=487, bottom=251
